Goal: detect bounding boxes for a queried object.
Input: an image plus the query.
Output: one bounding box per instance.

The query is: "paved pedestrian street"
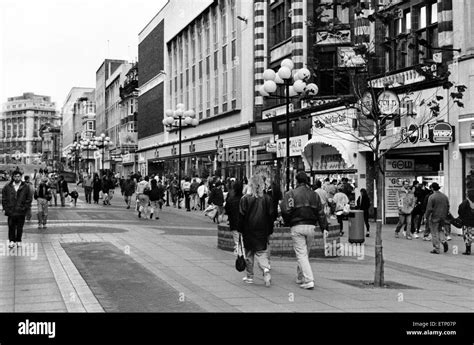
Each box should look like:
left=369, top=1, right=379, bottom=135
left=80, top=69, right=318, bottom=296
left=0, top=192, right=473, bottom=313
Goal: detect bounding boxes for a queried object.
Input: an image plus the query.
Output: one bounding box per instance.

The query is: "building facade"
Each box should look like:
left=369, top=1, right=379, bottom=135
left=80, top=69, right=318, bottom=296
left=137, top=0, right=254, bottom=180
left=0, top=92, right=60, bottom=165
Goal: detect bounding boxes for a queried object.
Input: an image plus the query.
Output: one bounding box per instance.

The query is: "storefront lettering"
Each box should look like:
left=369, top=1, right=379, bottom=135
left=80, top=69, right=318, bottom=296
left=315, top=154, right=346, bottom=170
left=400, top=123, right=435, bottom=144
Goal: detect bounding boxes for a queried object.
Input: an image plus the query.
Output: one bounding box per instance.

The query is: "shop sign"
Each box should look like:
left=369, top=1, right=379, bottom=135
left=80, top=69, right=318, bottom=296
left=386, top=159, right=415, bottom=172
left=262, top=105, right=288, bottom=120
left=400, top=122, right=436, bottom=145
left=122, top=153, right=135, bottom=163
left=314, top=154, right=346, bottom=170
left=377, top=90, right=400, bottom=115
left=385, top=175, right=415, bottom=218
left=316, top=30, right=351, bottom=45
left=429, top=122, right=454, bottom=143
left=255, top=122, right=274, bottom=134
left=276, top=135, right=308, bottom=158
left=251, top=136, right=272, bottom=150
left=266, top=142, right=277, bottom=153
left=138, top=154, right=146, bottom=163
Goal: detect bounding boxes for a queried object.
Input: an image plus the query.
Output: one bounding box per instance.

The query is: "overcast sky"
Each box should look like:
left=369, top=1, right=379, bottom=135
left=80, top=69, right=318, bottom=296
left=0, top=0, right=167, bottom=108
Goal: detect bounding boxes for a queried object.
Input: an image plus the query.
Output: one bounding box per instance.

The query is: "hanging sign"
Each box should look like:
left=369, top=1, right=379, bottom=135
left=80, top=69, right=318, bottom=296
left=429, top=122, right=454, bottom=143
left=377, top=90, right=400, bottom=115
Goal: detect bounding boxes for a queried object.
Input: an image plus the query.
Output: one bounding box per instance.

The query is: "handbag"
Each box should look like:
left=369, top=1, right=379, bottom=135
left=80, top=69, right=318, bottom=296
left=235, top=234, right=246, bottom=272
left=447, top=213, right=463, bottom=228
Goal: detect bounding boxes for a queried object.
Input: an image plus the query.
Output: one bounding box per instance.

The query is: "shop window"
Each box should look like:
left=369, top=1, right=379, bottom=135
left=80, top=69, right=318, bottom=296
left=270, top=0, right=292, bottom=47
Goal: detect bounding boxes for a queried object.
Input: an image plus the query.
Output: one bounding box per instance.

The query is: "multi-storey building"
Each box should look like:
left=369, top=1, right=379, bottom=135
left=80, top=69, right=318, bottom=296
left=95, top=59, right=131, bottom=174
left=61, top=87, right=95, bottom=156
left=137, top=0, right=254, bottom=179
left=119, top=62, right=139, bottom=176
left=0, top=92, right=60, bottom=165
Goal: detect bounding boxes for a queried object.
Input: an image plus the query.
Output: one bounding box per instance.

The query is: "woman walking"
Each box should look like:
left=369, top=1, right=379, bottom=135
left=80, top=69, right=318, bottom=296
left=208, top=181, right=224, bottom=224
left=149, top=179, right=164, bottom=220
left=238, top=174, right=274, bottom=287
left=357, top=188, right=371, bottom=237
left=136, top=176, right=150, bottom=219
left=92, top=174, right=102, bottom=204
left=457, top=189, right=474, bottom=255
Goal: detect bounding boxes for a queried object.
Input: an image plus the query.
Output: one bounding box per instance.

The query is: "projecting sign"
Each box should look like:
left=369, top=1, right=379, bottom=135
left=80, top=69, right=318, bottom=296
left=429, top=122, right=454, bottom=143
left=377, top=90, right=400, bottom=115
left=276, top=135, right=308, bottom=158
left=360, top=91, right=373, bottom=116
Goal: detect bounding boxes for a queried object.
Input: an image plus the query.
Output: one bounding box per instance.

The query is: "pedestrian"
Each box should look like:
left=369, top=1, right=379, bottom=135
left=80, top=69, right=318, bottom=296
left=92, top=174, right=102, bottom=204
left=136, top=176, right=150, bottom=219
left=57, top=175, right=69, bottom=207
left=119, top=176, right=126, bottom=196
left=182, top=177, right=192, bottom=211
left=149, top=179, right=164, bottom=220
left=2, top=169, right=32, bottom=248
left=413, top=181, right=430, bottom=234
left=225, top=181, right=243, bottom=255
left=238, top=174, right=273, bottom=287
left=169, top=179, right=179, bottom=208
left=424, top=182, right=449, bottom=254
left=394, top=180, right=416, bottom=239
left=267, top=181, right=282, bottom=224
left=101, top=175, right=110, bottom=205
left=34, top=176, right=52, bottom=229
left=357, top=188, right=371, bottom=237
left=314, top=180, right=329, bottom=214
left=208, top=181, right=224, bottom=224
left=333, top=191, right=350, bottom=236
left=457, top=189, right=474, bottom=255
left=422, top=185, right=434, bottom=241
left=69, top=188, right=79, bottom=206
left=190, top=178, right=200, bottom=211
left=197, top=181, right=208, bottom=211
left=23, top=175, right=35, bottom=222
left=82, top=174, right=93, bottom=204
left=48, top=174, right=58, bottom=206
left=339, top=177, right=354, bottom=201
left=123, top=174, right=137, bottom=209
left=280, top=171, right=329, bottom=290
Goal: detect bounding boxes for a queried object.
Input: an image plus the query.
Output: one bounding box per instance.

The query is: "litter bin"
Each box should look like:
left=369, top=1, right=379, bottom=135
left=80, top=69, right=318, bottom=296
left=348, top=209, right=365, bottom=244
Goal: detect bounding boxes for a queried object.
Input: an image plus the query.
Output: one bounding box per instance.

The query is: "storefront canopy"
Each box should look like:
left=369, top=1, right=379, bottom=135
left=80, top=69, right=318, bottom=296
left=302, top=137, right=356, bottom=170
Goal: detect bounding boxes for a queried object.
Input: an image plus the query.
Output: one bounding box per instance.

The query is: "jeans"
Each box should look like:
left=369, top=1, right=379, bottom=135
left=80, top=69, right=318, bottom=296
left=430, top=220, right=446, bottom=253
left=395, top=214, right=412, bottom=235
left=37, top=198, right=49, bottom=225
left=231, top=230, right=239, bottom=255
left=199, top=196, right=206, bottom=211
left=291, top=224, right=316, bottom=284
left=244, top=248, right=270, bottom=279
left=50, top=190, right=57, bottom=206
left=150, top=200, right=160, bottom=217
left=8, top=215, right=26, bottom=242
left=184, top=191, right=191, bottom=211
left=59, top=191, right=67, bottom=206
left=363, top=209, right=370, bottom=232
left=190, top=193, right=199, bottom=210
left=84, top=187, right=92, bottom=203
left=138, top=194, right=150, bottom=217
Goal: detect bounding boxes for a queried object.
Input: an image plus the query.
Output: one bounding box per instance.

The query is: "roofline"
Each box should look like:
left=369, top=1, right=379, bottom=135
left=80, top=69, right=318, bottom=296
left=138, top=0, right=169, bottom=37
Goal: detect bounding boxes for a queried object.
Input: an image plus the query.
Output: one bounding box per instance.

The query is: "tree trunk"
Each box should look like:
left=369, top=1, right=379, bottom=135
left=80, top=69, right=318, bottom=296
left=374, top=158, right=385, bottom=287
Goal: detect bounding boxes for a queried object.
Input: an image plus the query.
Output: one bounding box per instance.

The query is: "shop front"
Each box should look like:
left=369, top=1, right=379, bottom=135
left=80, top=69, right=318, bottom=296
left=303, top=107, right=360, bottom=186
left=276, top=134, right=309, bottom=191
left=121, top=153, right=137, bottom=177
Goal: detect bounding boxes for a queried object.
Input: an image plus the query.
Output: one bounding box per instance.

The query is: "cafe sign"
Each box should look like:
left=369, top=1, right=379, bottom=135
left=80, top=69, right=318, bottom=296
left=276, top=135, right=308, bottom=158
left=429, top=122, right=454, bottom=143
left=377, top=90, right=400, bottom=115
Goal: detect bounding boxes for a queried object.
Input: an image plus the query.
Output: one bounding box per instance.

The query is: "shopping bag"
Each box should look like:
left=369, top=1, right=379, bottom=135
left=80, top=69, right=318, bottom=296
left=235, top=234, right=246, bottom=272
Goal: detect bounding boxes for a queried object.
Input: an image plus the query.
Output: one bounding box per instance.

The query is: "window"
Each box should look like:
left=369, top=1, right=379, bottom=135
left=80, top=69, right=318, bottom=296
left=316, top=50, right=350, bottom=96
left=221, top=3, right=227, bottom=42
left=214, top=51, right=218, bottom=70
left=419, top=6, right=426, bottom=29
left=191, top=27, right=196, bottom=63
left=230, top=0, right=236, bottom=38
left=223, top=69, right=228, bottom=103
left=222, top=45, right=227, bottom=65
left=204, top=16, right=210, bottom=55
left=270, top=1, right=291, bottom=46
left=212, top=7, right=218, bottom=50
left=415, top=2, right=438, bottom=63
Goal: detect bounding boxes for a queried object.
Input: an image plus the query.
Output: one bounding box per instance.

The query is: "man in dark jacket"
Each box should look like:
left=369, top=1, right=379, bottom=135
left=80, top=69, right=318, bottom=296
left=280, top=171, right=329, bottom=290
left=225, top=181, right=243, bottom=255
left=2, top=170, right=32, bottom=248
left=208, top=181, right=224, bottom=223
left=57, top=175, right=69, bottom=207
left=123, top=175, right=136, bottom=209
left=424, top=183, right=449, bottom=254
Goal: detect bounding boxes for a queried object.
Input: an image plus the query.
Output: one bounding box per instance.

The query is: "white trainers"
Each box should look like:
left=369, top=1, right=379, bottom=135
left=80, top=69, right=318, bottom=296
left=242, top=277, right=254, bottom=284
left=8, top=241, right=15, bottom=249
left=263, top=269, right=271, bottom=287
left=446, top=236, right=452, bottom=241
left=16, top=242, right=22, bottom=247
left=413, top=233, right=419, bottom=239
left=423, top=235, right=432, bottom=241
left=300, top=281, right=315, bottom=290
left=402, top=231, right=407, bottom=238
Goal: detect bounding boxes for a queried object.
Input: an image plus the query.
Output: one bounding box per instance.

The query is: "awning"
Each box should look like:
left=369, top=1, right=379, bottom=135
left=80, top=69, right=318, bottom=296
left=302, top=137, right=356, bottom=169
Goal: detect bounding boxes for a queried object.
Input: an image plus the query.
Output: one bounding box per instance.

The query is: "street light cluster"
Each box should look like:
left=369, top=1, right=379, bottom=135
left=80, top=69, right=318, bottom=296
left=94, top=133, right=111, bottom=176
left=259, top=58, right=319, bottom=98
left=162, top=103, right=199, bottom=127
left=258, top=58, right=319, bottom=191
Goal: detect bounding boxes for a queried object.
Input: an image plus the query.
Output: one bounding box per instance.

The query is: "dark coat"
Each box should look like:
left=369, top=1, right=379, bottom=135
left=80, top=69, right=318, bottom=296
left=458, top=199, right=474, bottom=227
left=2, top=181, right=33, bottom=216
left=225, top=193, right=242, bottom=231
left=149, top=185, right=165, bottom=201
left=57, top=180, right=69, bottom=194
left=208, top=187, right=224, bottom=206
left=123, top=179, right=136, bottom=196
left=357, top=194, right=370, bottom=211
left=238, top=194, right=274, bottom=252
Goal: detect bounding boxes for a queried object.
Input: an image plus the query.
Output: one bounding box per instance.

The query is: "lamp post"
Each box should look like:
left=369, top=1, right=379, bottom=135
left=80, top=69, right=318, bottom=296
left=80, top=139, right=97, bottom=175
left=259, top=58, right=319, bottom=191
left=162, top=103, right=199, bottom=189
left=94, top=133, right=111, bottom=178
left=70, top=141, right=82, bottom=177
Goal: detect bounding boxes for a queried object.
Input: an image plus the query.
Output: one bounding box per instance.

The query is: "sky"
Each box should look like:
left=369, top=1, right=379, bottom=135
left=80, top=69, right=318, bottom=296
left=0, top=0, right=168, bottom=108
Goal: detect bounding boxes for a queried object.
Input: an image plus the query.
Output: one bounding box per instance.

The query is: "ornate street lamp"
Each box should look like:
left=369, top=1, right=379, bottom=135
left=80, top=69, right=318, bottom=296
left=259, top=58, right=319, bottom=191
left=80, top=139, right=97, bottom=174
left=70, top=141, right=82, bottom=176
left=162, top=103, right=199, bottom=189
left=94, top=133, right=111, bottom=177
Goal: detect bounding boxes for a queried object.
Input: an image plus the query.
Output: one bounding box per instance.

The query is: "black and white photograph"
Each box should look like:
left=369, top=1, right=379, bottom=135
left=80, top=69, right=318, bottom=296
left=0, top=0, right=472, bottom=344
